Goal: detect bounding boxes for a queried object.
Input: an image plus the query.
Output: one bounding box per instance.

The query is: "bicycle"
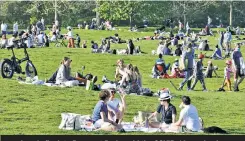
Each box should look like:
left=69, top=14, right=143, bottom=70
left=0, top=38, right=37, bottom=79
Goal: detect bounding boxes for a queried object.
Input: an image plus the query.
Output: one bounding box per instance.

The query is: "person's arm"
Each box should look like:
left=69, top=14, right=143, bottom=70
left=100, top=112, right=116, bottom=125
left=172, top=107, right=177, bottom=123
left=173, top=109, right=185, bottom=126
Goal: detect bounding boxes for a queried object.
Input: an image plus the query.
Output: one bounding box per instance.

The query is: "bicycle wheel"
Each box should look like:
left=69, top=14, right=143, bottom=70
left=25, top=61, right=37, bottom=78
left=0, top=59, right=14, bottom=78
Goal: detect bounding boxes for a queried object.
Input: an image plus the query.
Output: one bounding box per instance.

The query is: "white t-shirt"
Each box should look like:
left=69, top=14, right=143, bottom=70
left=67, top=31, right=73, bottom=38
left=1, top=23, right=7, bottom=31
left=13, top=23, right=18, bottom=32
left=50, top=35, right=57, bottom=41
left=37, top=34, right=44, bottom=44
left=179, top=104, right=201, bottom=132
left=157, top=45, right=164, bottom=55
left=107, top=98, right=122, bottom=113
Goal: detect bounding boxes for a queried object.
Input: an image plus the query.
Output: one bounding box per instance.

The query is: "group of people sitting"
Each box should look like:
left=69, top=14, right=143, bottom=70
left=91, top=34, right=141, bottom=55
left=101, top=59, right=142, bottom=94
left=91, top=88, right=203, bottom=133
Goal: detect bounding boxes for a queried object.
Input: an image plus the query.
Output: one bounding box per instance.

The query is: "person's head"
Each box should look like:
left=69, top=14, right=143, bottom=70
left=126, top=64, right=133, bottom=74
left=133, top=66, right=140, bottom=75
left=128, top=39, right=133, bottom=44
left=198, top=54, right=205, bottom=61
left=91, top=40, right=94, bottom=44
left=215, top=45, right=219, bottom=48
left=108, top=88, right=116, bottom=99
left=76, top=34, right=79, bottom=36
left=180, top=96, right=191, bottom=108
left=207, top=60, right=212, bottom=66
left=205, top=40, right=208, bottom=43
left=53, top=22, right=55, bottom=24
left=117, top=59, right=124, bottom=67
left=115, top=33, right=118, bottom=37
left=62, top=57, right=72, bottom=67
left=2, top=34, right=6, bottom=39
left=158, top=92, right=172, bottom=106
left=99, top=90, right=111, bottom=102
left=226, top=60, right=232, bottom=67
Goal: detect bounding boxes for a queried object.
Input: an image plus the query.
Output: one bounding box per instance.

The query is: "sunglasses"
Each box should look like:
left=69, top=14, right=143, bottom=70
left=110, top=90, right=116, bottom=94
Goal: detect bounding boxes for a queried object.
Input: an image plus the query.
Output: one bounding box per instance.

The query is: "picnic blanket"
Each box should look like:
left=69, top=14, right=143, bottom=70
left=18, top=76, right=80, bottom=87
left=58, top=113, right=187, bottom=133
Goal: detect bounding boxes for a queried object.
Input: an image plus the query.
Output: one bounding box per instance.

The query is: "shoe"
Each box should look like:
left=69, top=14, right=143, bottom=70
left=203, top=89, right=208, bottom=92
left=91, top=76, right=97, bottom=84
left=117, top=128, right=126, bottom=133
left=178, top=86, right=183, bottom=91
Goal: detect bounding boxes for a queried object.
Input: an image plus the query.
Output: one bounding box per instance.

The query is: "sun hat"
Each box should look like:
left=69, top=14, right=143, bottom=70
left=158, top=92, right=172, bottom=101
left=198, top=54, right=205, bottom=59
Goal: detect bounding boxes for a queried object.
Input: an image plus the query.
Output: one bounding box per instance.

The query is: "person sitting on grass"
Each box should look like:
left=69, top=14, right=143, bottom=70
left=174, top=44, right=182, bottom=56
left=170, top=96, right=202, bottom=132
left=0, top=34, right=8, bottom=48
left=148, top=92, right=177, bottom=129
left=50, top=32, right=57, bottom=42
left=115, top=59, right=127, bottom=81
left=204, top=60, right=218, bottom=78
left=211, top=45, right=223, bottom=60
left=133, top=66, right=142, bottom=88
left=92, top=90, right=124, bottom=132
left=55, top=57, right=97, bottom=85
left=169, top=59, right=185, bottom=78
left=162, top=41, right=172, bottom=56
left=91, top=40, right=99, bottom=53
left=107, top=87, right=126, bottom=124
left=152, top=55, right=171, bottom=79
left=127, top=39, right=135, bottom=55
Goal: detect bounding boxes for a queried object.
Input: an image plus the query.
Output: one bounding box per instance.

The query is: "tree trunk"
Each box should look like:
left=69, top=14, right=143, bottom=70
left=129, top=14, right=132, bottom=27
left=183, top=1, right=186, bottom=29
left=55, top=0, right=57, bottom=21
left=229, top=1, right=233, bottom=27
left=96, top=1, right=100, bottom=26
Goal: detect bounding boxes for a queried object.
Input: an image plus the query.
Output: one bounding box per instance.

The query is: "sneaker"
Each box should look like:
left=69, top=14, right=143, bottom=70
left=91, top=76, right=97, bottom=84
left=203, top=89, right=208, bottom=92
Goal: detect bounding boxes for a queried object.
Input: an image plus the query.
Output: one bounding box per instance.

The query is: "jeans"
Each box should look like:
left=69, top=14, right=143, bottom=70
left=179, top=68, right=193, bottom=89
left=191, top=75, right=206, bottom=90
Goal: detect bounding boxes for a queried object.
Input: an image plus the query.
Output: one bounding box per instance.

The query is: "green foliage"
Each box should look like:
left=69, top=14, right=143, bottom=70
left=30, top=16, right=37, bottom=25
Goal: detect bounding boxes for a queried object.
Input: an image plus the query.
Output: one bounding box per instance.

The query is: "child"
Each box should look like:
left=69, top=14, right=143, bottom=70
left=222, top=60, right=233, bottom=91
left=75, top=34, right=81, bottom=48
left=190, top=54, right=207, bottom=91
left=82, top=40, right=87, bottom=48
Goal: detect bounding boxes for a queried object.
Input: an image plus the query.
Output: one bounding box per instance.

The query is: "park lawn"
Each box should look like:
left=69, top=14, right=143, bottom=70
left=0, top=28, right=244, bottom=135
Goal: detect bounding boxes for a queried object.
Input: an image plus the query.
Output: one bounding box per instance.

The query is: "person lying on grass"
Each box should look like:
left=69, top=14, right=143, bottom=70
left=55, top=57, right=97, bottom=85
left=148, top=92, right=177, bottom=129
left=92, top=90, right=124, bottom=132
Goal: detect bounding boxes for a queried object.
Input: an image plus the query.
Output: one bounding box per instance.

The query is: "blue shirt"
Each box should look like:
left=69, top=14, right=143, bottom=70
left=215, top=48, right=222, bottom=57
left=92, top=100, right=108, bottom=122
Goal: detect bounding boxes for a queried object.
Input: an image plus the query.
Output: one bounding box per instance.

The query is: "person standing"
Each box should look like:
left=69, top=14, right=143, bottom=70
left=66, top=27, right=74, bottom=48
left=190, top=54, right=207, bottom=91
left=178, top=43, right=195, bottom=90
left=1, top=21, right=7, bottom=35
left=224, top=30, right=232, bottom=57
left=13, top=22, right=18, bottom=36
left=231, top=43, right=245, bottom=91
left=41, top=17, right=45, bottom=30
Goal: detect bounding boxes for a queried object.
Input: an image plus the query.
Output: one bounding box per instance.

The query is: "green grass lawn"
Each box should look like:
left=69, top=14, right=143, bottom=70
left=0, top=28, right=244, bottom=135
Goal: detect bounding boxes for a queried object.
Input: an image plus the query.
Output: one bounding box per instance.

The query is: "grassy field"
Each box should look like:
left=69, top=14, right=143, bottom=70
left=0, top=28, right=244, bottom=135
